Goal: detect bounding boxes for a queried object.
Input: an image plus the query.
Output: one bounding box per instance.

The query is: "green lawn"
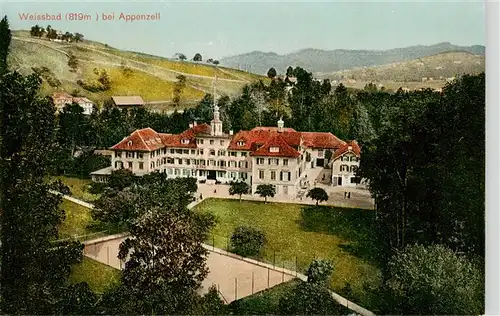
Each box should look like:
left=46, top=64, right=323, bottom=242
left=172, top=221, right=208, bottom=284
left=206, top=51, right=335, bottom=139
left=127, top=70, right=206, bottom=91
left=194, top=198, right=381, bottom=307
left=49, top=175, right=100, bottom=202
left=58, top=198, right=122, bottom=241
left=69, top=257, right=121, bottom=294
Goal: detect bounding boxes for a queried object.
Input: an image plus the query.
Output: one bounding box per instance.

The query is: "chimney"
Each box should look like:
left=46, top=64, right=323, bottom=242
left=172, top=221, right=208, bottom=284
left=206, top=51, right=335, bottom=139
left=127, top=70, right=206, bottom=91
left=189, top=123, right=193, bottom=128
left=229, top=130, right=234, bottom=135
left=348, top=146, right=352, bottom=151
left=193, top=121, right=197, bottom=126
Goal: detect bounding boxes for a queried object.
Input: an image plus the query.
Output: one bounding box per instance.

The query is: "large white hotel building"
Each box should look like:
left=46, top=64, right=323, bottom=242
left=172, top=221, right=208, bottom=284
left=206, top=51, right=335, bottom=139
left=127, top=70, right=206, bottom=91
left=91, top=104, right=361, bottom=197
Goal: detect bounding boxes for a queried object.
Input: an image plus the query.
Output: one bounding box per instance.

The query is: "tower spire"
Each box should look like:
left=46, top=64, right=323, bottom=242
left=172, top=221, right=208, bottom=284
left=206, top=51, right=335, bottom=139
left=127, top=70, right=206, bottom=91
left=210, top=74, right=223, bottom=136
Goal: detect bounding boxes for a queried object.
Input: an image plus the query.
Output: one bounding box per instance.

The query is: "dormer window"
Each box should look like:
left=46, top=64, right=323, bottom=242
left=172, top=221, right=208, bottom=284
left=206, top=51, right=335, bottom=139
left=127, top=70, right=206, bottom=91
left=181, top=139, right=190, bottom=145
left=269, top=146, right=280, bottom=153
left=237, top=140, right=245, bottom=146
left=127, top=140, right=132, bottom=146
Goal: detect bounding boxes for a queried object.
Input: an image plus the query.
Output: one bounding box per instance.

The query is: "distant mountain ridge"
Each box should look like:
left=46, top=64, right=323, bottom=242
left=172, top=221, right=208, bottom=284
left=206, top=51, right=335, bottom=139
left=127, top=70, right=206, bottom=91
left=220, top=42, right=485, bottom=75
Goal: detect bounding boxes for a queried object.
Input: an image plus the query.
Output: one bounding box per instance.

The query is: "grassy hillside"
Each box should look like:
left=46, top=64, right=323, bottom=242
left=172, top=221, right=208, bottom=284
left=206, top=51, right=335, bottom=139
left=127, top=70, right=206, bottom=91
left=317, top=52, right=484, bottom=90
left=8, top=30, right=266, bottom=111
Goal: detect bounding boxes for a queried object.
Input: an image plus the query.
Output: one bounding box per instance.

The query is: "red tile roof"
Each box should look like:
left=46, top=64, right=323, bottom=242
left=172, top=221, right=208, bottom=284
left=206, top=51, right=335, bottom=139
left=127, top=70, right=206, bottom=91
left=109, top=123, right=352, bottom=159
left=111, top=128, right=164, bottom=151
left=250, top=134, right=301, bottom=158
left=112, top=96, right=144, bottom=106
left=301, top=132, right=346, bottom=149
left=333, top=140, right=361, bottom=160
left=229, top=128, right=302, bottom=152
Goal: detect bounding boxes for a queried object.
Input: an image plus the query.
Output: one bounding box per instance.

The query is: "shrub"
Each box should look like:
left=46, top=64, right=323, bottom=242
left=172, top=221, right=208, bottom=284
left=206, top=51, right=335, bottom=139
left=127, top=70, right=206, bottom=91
left=230, top=226, right=266, bottom=257
left=306, top=259, right=334, bottom=285
left=277, top=282, right=347, bottom=315
left=49, top=179, right=71, bottom=196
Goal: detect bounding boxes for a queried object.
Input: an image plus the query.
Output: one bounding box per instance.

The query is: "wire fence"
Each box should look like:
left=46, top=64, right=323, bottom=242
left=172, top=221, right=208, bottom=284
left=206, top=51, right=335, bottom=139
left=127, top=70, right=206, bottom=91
left=205, top=232, right=324, bottom=275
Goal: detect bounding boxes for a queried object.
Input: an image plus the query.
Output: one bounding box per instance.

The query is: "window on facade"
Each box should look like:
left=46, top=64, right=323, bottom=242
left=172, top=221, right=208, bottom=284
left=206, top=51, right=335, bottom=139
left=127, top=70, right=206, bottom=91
left=168, top=168, right=173, bottom=175
left=170, top=149, right=175, bottom=154
left=287, top=172, right=291, bottom=181
left=283, top=159, right=288, bottom=166
left=210, top=140, right=214, bottom=145
left=279, top=171, right=283, bottom=181
left=200, top=159, right=206, bottom=165
left=271, top=171, right=276, bottom=180
left=151, top=151, right=155, bottom=158
left=128, top=162, right=133, bottom=169
left=238, top=161, right=242, bottom=168
left=220, top=140, right=224, bottom=146
left=199, top=149, right=204, bottom=155
left=167, top=158, right=174, bottom=164
left=343, top=156, right=350, bottom=162
left=269, top=158, right=278, bottom=165
left=162, top=158, right=166, bottom=164
left=186, top=159, right=190, bottom=165
left=350, top=156, right=358, bottom=162
left=192, top=169, right=196, bottom=176
left=218, top=150, right=226, bottom=156
left=350, top=165, right=358, bottom=172
left=115, top=151, right=122, bottom=158
left=230, top=161, right=236, bottom=168
left=163, top=148, right=166, bottom=154
left=245, top=161, right=249, bottom=168
left=341, top=165, right=349, bottom=172
left=259, top=170, right=265, bottom=180
left=151, top=163, right=154, bottom=169
left=191, top=150, right=196, bottom=155
left=178, top=159, right=183, bottom=165
left=210, top=160, right=215, bottom=166
left=191, top=159, right=196, bottom=165
left=241, top=152, right=247, bottom=157
left=230, top=151, right=237, bottom=157
left=210, top=149, right=216, bottom=156
left=139, top=162, right=144, bottom=170
left=269, top=146, right=279, bottom=153
left=183, top=169, right=189, bottom=176
left=183, top=149, right=188, bottom=154
left=138, top=152, right=144, bottom=159
left=257, top=158, right=264, bottom=165
left=174, top=169, right=179, bottom=175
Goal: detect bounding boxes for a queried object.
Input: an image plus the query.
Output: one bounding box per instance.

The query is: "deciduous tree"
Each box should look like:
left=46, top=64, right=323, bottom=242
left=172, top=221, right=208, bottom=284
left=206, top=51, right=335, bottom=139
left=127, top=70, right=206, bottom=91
left=380, top=244, right=484, bottom=315
left=229, top=180, right=250, bottom=202
left=267, top=67, right=277, bottom=79
left=306, top=187, right=329, bottom=205
left=255, top=184, right=275, bottom=203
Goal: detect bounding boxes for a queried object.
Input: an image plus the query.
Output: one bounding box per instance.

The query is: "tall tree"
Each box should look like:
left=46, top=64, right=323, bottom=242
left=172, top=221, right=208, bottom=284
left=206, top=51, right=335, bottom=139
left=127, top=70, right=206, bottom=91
left=267, top=67, right=277, bottom=79
left=0, top=71, right=84, bottom=313
left=0, top=16, right=12, bottom=73
left=193, top=53, right=202, bottom=61
left=379, top=244, right=484, bottom=315
left=172, top=74, right=187, bottom=107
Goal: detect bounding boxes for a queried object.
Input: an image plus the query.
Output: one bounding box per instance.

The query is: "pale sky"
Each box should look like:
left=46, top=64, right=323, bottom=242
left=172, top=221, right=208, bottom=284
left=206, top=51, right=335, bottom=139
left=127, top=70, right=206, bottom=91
left=1, top=0, right=485, bottom=60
